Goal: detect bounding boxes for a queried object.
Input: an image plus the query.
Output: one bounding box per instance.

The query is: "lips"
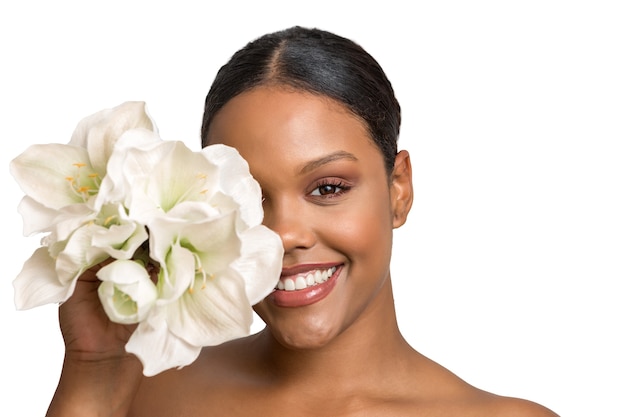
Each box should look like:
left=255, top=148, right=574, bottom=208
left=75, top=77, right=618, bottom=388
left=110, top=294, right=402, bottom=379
left=269, top=264, right=342, bottom=308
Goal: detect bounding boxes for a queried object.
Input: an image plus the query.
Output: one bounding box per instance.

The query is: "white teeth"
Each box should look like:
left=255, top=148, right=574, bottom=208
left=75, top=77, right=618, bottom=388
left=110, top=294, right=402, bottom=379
left=295, top=276, right=307, bottom=290
left=306, top=273, right=315, bottom=286
left=276, top=266, right=337, bottom=291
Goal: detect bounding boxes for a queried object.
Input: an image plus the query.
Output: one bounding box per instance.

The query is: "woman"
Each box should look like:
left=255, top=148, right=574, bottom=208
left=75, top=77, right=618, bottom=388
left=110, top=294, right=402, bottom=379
left=47, top=26, right=558, bottom=416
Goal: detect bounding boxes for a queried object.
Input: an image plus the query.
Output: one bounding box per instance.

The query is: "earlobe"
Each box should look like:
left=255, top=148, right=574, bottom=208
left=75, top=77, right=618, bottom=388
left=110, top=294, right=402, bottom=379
left=390, top=150, right=413, bottom=228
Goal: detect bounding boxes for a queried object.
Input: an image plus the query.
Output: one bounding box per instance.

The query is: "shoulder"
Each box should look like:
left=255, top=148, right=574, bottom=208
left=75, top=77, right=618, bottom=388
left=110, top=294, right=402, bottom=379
left=439, top=386, right=559, bottom=417
left=446, top=376, right=560, bottom=417
left=484, top=396, right=560, bottom=417
left=403, top=353, right=559, bottom=417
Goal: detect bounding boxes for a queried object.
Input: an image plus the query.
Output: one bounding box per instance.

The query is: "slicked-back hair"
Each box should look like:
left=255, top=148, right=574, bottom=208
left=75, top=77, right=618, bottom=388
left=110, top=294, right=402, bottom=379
left=201, top=26, right=401, bottom=175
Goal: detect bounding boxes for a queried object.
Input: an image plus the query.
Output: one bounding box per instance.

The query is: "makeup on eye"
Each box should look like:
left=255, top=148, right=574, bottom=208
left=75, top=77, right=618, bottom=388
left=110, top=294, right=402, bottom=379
left=301, top=155, right=360, bottom=200
left=309, top=179, right=352, bottom=197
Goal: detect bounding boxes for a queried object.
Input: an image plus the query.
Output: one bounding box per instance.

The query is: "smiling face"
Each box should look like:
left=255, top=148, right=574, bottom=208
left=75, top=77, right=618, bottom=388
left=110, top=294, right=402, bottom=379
left=205, top=86, right=412, bottom=349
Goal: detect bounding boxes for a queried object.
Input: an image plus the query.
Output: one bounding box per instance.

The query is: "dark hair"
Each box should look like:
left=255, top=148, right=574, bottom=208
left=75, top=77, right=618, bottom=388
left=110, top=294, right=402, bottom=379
left=201, top=26, right=401, bottom=174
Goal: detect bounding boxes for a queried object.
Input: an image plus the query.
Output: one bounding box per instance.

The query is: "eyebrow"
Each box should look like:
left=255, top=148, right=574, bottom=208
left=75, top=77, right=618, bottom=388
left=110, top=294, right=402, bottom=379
left=298, top=150, right=358, bottom=175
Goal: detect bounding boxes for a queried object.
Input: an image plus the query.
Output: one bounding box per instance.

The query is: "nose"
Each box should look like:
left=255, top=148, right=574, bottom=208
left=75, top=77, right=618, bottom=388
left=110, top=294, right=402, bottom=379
left=263, top=199, right=316, bottom=253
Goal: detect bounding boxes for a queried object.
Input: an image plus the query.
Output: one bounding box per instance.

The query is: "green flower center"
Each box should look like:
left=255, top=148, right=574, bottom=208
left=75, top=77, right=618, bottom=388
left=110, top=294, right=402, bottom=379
left=65, top=162, right=100, bottom=202
left=112, top=287, right=138, bottom=315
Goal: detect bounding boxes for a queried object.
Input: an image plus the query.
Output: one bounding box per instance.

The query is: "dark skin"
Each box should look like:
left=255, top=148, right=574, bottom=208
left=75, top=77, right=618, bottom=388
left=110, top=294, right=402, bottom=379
left=48, top=87, right=559, bottom=417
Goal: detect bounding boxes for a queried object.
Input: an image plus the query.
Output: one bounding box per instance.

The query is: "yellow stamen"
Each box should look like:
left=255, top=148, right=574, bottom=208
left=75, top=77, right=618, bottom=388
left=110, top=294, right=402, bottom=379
left=73, top=162, right=86, bottom=168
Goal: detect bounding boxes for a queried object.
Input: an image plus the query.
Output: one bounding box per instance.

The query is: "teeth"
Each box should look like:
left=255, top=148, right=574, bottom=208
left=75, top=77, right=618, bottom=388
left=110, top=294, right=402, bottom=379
left=295, top=276, right=307, bottom=290
left=306, top=273, right=315, bottom=286
left=276, top=266, right=337, bottom=291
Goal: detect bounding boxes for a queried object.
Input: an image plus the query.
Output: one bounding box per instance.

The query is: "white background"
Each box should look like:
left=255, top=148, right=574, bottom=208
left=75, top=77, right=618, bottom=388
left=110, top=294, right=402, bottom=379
left=1, top=1, right=624, bottom=416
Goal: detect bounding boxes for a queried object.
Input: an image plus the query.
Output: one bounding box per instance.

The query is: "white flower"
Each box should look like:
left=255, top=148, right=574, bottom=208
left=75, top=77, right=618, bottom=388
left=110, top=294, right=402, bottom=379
left=11, top=102, right=157, bottom=309
left=97, top=260, right=158, bottom=324
left=50, top=203, right=149, bottom=296
left=11, top=102, right=157, bottom=225
left=68, top=101, right=158, bottom=178
left=95, top=127, right=165, bottom=209
left=11, top=102, right=284, bottom=376
left=111, top=142, right=283, bottom=375
left=116, top=139, right=223, bottom=223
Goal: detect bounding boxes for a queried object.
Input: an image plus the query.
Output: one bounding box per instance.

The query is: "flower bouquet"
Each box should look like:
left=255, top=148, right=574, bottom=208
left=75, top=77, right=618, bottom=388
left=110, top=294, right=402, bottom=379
left=9, top=102, right=283, bottom=376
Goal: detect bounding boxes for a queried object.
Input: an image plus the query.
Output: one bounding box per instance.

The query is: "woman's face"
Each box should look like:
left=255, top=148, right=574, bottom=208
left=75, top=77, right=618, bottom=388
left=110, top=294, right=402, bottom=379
left=205, top=86, right=412, bottom=349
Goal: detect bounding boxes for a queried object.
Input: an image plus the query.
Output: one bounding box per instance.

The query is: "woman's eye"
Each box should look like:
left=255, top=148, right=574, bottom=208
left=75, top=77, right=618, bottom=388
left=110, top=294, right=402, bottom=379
left=309, top=181, right=350, bottom=197
left=313, top=184, right=340, bottom=196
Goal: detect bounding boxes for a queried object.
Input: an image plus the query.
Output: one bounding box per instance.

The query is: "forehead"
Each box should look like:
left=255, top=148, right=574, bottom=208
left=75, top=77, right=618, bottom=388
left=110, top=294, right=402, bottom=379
left=205, top=87, right=383, bottom=174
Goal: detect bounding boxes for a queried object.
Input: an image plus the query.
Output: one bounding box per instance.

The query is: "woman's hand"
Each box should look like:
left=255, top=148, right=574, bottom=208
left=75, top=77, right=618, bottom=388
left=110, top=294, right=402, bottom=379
left=47, top=261, right=144, bottom=417
left=58, top=260, right=136, bottom=360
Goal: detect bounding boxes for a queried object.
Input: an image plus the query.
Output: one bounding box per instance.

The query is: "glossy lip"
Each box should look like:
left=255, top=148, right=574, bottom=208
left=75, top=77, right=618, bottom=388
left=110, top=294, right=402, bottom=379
left=268, top=263, right=343, bottom=308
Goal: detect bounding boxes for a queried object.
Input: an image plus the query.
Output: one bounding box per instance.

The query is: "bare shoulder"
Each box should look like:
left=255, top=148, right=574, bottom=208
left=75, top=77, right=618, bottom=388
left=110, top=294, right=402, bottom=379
left=409, top=353, right=559, bottom=417
left=432, top=381, right=560, bottom=417
left=483, top=395, right=560, bottom=417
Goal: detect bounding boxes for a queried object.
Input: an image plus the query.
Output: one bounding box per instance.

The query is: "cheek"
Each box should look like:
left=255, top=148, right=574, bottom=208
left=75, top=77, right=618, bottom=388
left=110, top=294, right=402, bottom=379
left=321, top=195, right=394, bottom=264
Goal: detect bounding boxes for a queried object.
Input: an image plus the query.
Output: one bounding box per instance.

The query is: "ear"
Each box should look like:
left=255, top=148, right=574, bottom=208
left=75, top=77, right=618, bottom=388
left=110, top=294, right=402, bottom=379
left=390, top=150, right=413, bottom=228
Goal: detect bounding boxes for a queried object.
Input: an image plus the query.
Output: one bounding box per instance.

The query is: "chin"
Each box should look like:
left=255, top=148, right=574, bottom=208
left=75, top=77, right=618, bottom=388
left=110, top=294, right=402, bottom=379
left=273, top=329, right=338, bottom=351
left=261, top=312, right=343, bottom=351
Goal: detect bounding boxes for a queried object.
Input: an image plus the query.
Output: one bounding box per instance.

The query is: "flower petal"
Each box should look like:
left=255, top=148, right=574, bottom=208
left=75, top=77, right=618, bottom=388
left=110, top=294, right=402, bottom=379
left=232, top=225, right=284, bottom=305
left=202, top=144, right=264, bottom=227
left=16, top=196, right=58, bottom=236
left=142, top=142, right=219, bottom=213
left=10, top=143, right=95, bottom=209
left=96, top=128, right=166, bottom=210
left=150, top=208, right=241, bottom=280
left=13, top=247, right=74, bottom=309
left=50, top=203, right=97, bottom=242
left=94, top=222, right=148, bottom=259
left=69, top=101, right=158, bottom=176
left=125, top=313, right=201, bottom=377
left=90, top=203, right=148, bottom=259
left=54, top=225, right=110, bottom=285
left=166, top=268, right=252, bottom=347
left=156, top=243, right=196, bottom=303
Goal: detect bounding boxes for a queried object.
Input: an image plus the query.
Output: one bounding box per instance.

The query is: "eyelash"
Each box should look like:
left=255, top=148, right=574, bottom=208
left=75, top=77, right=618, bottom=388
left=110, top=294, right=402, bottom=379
left=309, top=179, right=351, bottom=198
